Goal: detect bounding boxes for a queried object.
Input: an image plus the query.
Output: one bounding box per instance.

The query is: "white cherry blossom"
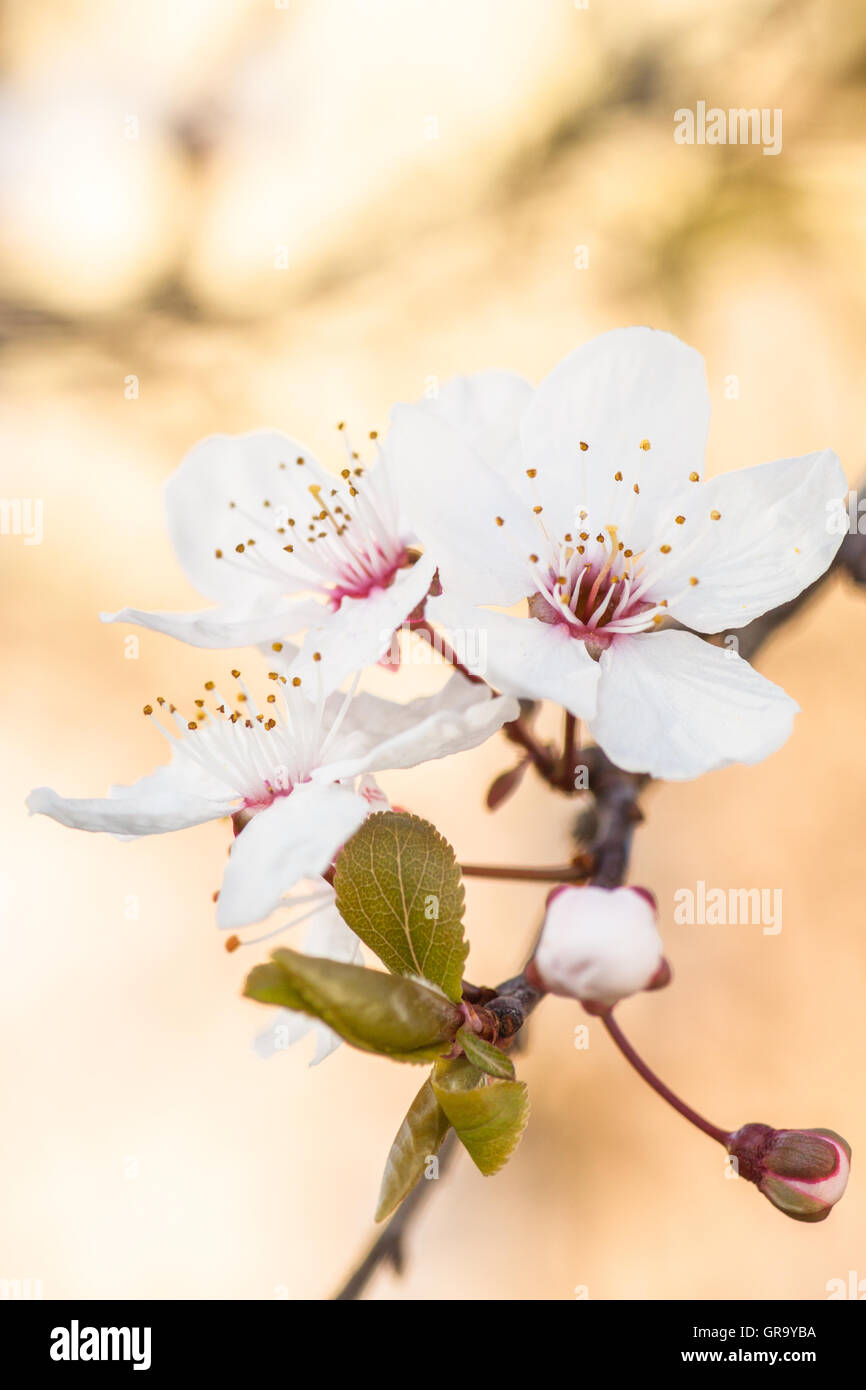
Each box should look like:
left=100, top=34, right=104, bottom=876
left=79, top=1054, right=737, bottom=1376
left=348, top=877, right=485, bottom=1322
left=389, top=327, right=848, bottom=779
left=101, top=425, right=435, bottom=689
left=27, top=662, right=518, bottom=929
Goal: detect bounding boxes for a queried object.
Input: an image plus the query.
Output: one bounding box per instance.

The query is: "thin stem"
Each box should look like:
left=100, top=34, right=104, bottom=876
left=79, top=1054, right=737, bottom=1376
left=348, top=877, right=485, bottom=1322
left=602, top=1012, right=730, bottom=1146
left=502, top=715, right=557, bottom=779
left=559, top=711, right=577, bottom=790
left=460, top=861, right=589, bottom=883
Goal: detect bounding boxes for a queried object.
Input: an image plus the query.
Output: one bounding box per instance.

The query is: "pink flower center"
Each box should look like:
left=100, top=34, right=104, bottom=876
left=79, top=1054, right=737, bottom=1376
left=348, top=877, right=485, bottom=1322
left=328, top=541, right=409, bottom=609
left=527, top=525, right=664, bottom=651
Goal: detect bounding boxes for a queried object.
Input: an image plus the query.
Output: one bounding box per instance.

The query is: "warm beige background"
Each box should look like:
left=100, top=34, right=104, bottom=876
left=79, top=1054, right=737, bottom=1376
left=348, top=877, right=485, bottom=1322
left=2, top=0, right=865, bottom=1300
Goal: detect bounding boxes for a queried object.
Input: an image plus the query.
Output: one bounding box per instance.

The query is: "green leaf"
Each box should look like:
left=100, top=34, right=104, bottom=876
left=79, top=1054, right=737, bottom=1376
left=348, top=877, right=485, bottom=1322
left=456, top=1026, right=516, bottom=1080
left=431, top=1065, right=529, bottom=1176
left=334, top=811, right=468, bottom=1002
left=433, top=1056, right=483, bottom=1090
left=243, top=948, right=462, bottom=1064
left=375, top=1076, right=451, bottom=1223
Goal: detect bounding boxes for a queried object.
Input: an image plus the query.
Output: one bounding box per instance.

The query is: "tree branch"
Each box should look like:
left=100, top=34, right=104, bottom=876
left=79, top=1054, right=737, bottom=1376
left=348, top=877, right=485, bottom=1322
left=333, top=487, right=866, bottom=1299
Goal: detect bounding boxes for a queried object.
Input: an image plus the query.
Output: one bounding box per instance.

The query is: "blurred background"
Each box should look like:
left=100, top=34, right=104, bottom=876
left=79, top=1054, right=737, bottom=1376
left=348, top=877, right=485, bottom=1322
left=2, top=0, right=866, bottom=1300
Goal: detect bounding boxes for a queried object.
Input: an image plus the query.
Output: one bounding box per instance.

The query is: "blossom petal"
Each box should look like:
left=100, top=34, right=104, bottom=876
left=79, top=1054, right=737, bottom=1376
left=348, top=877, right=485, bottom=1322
left=217, top=782, right=368, bottom=928
left=520, top=327, right=710, bottom=523
left=425, top=593, right=601, bottom=718
left=588, top=630, right=798, bottom=780
left=318, top=673, right=519, bottom=781
left=100, top=596, right=323, bottom=650
left=388, top=402, right=537, bottom=606
left=425, top=370, right=533, bottom=479
left=659, top=450, right=848, bottom=632
left=289, top=552, right=436, bottom=689
left=165, top=430, right=337, bottom=604
left=27, top=757, right=236, bottom=836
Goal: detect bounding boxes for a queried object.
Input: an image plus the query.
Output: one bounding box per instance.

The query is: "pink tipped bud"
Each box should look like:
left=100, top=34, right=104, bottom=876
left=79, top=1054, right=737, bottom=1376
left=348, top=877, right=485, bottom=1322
left=727, top=1123, right=851, bottom=1223
left=532, top=884, right=668, bottom=1010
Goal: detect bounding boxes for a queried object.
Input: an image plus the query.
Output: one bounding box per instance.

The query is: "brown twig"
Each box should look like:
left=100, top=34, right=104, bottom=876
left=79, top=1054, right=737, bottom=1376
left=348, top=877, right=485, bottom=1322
left=460, top=859, right=591, bottom=883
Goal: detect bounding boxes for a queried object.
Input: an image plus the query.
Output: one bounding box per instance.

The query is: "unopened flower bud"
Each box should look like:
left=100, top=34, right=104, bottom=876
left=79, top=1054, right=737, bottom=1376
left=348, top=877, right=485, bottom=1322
left=529, top=884, right=668, bottom=1011
left=727, top=1123, right=851, bottom=1223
